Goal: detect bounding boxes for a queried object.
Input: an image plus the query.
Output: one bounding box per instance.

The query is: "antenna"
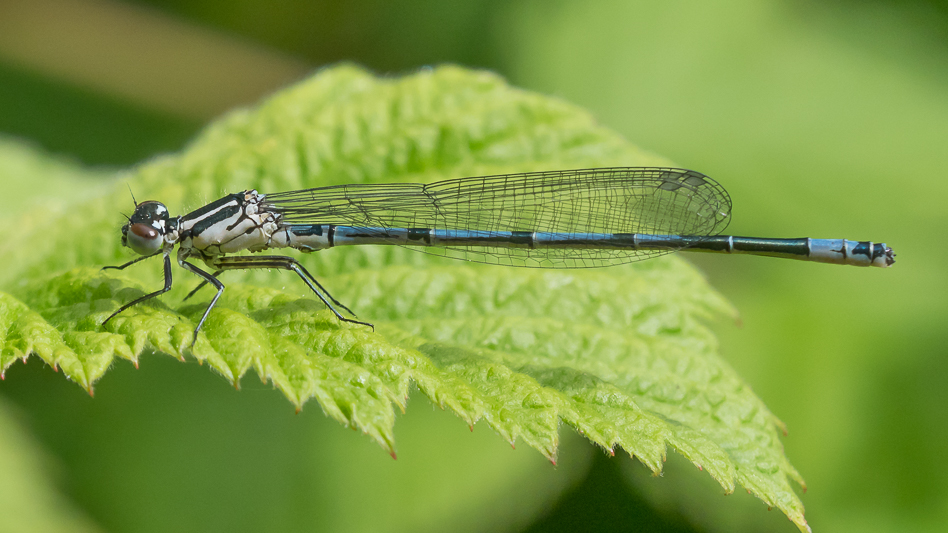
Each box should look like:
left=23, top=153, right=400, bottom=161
left=126, top=183, right=138, bottom=207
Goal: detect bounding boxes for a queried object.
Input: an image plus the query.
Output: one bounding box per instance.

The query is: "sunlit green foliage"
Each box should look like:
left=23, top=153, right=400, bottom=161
left=0, top=66, right=808, bottom=530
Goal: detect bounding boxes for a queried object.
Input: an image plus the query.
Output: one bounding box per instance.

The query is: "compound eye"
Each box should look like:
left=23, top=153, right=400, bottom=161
left=127, top=223, right=162, bottom=255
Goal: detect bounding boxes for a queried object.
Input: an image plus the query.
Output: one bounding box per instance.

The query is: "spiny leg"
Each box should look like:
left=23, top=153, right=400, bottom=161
left=102, top=253, right=173, bottom=326
left=209, top=255, right=358, bottom=316
left=180, top=260, right=354, bottom=314
left=182, top=269, right=223, bottom=302
left=209, top=255, right=371, bottom=329
left=178, top=260, right=225, bottom=347
left=101, top=250, right=162, bottom=271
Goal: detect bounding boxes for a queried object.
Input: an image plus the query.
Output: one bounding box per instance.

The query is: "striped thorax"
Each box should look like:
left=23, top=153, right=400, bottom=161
left=174, top=190, right=281, bottom=260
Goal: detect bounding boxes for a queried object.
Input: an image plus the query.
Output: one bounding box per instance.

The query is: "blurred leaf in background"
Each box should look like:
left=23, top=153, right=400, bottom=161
left=0, top=396, right=102, bottom=533
left=0, top=0, right=944, bottom=532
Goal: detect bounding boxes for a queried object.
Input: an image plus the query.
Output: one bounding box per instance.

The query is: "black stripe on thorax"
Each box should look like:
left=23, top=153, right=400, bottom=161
left=181, top=193, right=246, bottom=222
left=187, top=204, right=241, bottom=237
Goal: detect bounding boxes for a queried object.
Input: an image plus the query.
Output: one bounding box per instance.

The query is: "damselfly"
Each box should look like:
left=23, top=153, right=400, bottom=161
left=102, top=168, right=894, bottom=346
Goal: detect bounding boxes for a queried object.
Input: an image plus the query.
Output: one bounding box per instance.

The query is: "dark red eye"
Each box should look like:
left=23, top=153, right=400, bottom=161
left=130, top=223, right=158, bottom=240
left=127, top=223, right=162, bottom=255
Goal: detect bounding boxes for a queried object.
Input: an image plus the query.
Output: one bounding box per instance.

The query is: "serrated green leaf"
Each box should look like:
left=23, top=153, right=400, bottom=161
left=0, top=65, right=808, bottom=531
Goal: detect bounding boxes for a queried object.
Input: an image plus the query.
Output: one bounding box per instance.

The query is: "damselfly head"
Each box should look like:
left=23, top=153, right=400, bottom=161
left=121, top=201, right=170, bottom=256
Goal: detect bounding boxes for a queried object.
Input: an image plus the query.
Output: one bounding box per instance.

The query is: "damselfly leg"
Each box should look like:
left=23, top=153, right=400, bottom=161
left=101, top=250, right=162, bottom=271
left=101, top=253, right=173, bottom=327
left=185, top=257, right=357, bottom=316
left=177, top=260, right=224, bottom=347
left=104, top=254, right=365, bottom=347
left=206, top=255, right=369, bottom=329
left=182, top=270, right=222, bottom=302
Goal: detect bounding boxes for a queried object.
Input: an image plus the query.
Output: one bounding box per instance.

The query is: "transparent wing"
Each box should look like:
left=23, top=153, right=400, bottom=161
left=260, top=167, right=732, bottom=268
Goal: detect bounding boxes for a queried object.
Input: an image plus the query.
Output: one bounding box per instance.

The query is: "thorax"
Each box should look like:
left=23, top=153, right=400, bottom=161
left=175, top=190, right=281, bottom=257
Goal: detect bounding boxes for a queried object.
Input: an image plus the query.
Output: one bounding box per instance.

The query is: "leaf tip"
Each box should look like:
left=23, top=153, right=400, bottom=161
left=389, top=451, right=398, bottom=460
left=789, top=514, right=812, bottom=533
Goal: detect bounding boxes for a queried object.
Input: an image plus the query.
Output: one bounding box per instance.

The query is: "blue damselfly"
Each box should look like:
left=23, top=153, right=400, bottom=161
left=102, top=168, right=894, bottom=345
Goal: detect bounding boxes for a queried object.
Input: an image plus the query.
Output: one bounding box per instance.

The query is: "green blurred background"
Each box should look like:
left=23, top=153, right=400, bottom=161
left=0, top=0, right=943, bottom=531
